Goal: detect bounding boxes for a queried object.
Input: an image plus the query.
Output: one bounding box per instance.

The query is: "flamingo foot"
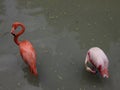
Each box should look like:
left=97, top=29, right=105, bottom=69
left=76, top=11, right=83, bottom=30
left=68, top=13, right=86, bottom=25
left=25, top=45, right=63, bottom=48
left=86, top=66, right=96, bottom=74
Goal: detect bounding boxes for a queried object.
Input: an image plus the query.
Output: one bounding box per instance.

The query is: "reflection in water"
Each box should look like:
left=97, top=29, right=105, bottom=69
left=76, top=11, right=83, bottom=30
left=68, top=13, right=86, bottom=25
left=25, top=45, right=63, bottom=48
left=22, top=67, right=40, bottom=87
left=0, top=0, right=120, bottom=90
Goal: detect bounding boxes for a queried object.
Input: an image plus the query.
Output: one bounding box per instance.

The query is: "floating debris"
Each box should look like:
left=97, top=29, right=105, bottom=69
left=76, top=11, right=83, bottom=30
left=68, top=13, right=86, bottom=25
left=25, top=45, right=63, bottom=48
left=57, top=75, right=63, bottom=80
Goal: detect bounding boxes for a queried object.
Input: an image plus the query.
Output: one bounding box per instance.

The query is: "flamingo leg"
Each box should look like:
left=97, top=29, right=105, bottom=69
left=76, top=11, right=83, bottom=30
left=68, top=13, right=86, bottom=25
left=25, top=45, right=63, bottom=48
left=85, top=55, right=96, bottom=74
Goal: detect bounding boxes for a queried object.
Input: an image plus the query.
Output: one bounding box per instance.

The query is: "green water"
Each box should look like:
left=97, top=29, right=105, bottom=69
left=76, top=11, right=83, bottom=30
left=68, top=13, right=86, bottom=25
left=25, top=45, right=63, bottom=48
left=0, top=0, right=120, bottom=90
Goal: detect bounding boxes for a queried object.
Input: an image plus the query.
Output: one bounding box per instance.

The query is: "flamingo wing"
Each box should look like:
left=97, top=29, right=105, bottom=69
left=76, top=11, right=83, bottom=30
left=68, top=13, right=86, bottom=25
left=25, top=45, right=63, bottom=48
left=19, top=40, right=36, bottom=66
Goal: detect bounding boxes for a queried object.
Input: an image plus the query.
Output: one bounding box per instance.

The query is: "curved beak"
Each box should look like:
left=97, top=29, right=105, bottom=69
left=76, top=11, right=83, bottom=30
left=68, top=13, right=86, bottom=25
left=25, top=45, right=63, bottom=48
left=11, top=27, right=16, bottom=36
left=103, top=74, right=109, bottom=78
left=101, top=68, right=109, bottom=78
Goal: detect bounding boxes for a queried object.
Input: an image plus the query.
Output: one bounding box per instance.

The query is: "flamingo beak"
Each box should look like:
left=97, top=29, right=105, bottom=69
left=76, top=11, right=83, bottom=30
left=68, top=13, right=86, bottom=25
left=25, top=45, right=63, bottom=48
left=101, top=69, right=109, bottom=78
left=11, top=27, right=16, bottom=36
left=103, top=74, right=109, bottom=78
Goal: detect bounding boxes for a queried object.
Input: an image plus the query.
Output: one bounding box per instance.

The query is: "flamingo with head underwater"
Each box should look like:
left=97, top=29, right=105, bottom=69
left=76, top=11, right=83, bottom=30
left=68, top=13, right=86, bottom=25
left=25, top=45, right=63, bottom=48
left=85, top=47, right=109, bottom=78
left=11, top=22, right=38, bottom=76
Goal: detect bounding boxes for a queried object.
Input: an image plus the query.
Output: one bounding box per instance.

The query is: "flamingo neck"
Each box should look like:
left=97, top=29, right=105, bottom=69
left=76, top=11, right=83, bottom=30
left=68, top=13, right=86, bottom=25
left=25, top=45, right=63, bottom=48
left=14, top=36, right=19, bottom=45
left=14, top=24, right=25, bottom=45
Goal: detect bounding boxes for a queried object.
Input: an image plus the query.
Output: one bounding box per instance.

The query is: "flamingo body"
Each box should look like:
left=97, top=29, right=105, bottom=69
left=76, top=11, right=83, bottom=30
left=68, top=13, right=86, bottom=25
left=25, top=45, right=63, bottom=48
left=85, top=47, right=109, bottom=78
left=19, top=40, right=38, bottom=76
left=11, top=22, right=38, bottom=76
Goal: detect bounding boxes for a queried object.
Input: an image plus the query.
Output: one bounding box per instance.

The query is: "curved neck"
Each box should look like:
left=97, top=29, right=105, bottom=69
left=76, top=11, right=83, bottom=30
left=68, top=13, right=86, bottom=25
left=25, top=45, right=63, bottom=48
left=14, top=23, right=25, bottom=45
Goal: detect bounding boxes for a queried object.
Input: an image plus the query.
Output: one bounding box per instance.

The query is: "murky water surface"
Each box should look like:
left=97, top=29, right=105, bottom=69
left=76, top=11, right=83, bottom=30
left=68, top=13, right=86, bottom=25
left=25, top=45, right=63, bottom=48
left=0, top=0, right=120, bottom=90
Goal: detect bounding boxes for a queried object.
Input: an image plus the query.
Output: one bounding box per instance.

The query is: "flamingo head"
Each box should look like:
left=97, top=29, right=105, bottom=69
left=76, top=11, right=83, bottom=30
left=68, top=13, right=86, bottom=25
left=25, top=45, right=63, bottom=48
left=11, top=22, right=19, bottom=35
left=11, top=22, right=24, bottom=36
left=99, top=66, right=109, bottom=78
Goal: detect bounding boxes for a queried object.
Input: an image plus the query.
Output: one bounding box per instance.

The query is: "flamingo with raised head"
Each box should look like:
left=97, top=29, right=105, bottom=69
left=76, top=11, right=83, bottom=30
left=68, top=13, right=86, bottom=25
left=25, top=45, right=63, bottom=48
left=85, top=47, right=109, bottom=78
left=11, top=22, right=38, bottom=76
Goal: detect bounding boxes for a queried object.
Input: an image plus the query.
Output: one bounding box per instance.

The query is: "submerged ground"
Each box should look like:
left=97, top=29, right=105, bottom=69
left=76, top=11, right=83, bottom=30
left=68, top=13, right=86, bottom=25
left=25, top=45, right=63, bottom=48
left=0, top=0, right=120, bottom=90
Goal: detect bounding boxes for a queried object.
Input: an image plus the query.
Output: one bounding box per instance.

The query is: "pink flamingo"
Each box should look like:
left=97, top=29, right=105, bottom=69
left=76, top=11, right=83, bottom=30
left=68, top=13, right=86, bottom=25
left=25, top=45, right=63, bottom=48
left=11, top=22, right=38, bottom=76
left=85, top=47, right=109, bottom=78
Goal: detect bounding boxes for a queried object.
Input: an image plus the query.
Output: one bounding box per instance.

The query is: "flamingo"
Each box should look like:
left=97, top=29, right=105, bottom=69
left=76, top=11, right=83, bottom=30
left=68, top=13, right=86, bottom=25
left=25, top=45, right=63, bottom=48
left=85, top=47, right=109, bottom=78
left=11, top=22, right=38, bottom=76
